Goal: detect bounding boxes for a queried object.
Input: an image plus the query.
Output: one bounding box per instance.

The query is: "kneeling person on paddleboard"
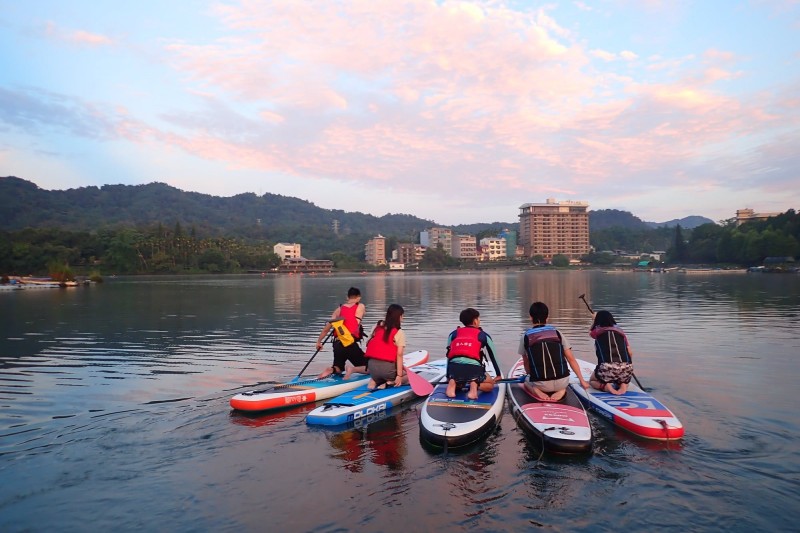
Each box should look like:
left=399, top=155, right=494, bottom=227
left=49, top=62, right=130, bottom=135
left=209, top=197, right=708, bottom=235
left=588, top=310, right=634, bottom=395
left=316, top=287, right=368, bottom=379
left=519, top=302, right=590, bottom=402
left=445, top=308, right=501, bottom=400
left=347, top=304, right=406, bottom=390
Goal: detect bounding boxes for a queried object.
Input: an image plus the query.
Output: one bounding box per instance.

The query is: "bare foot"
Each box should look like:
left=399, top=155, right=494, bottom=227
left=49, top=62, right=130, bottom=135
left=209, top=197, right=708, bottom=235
left=445, top=379, right=456, bottom=398
left=343, top=363, right=354, bottom=380
left=366, top=378, right=377, bottom=391
left=550, top=389, right=566, bottom=402
left=317, top=366, right=334, bottom=379
left=467, top=382, right=478, bottom=400
left=617, top=383, right=628, bottom=395
left=533, top=389, right=551, bottom=401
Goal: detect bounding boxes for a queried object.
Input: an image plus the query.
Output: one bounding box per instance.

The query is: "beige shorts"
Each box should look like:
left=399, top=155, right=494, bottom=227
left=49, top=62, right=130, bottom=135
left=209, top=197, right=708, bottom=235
left=526, top=376, right=569, bottom=393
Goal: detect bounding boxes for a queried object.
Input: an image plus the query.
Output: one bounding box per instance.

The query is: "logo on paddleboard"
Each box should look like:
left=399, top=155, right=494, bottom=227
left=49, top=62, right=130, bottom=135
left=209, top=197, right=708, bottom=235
left=349, top=402, right=387, bottom=421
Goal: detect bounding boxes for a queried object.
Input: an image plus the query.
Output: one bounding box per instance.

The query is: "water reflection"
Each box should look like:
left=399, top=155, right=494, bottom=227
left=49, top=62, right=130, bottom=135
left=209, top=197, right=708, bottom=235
left=1, top=272, right=799, bottom=531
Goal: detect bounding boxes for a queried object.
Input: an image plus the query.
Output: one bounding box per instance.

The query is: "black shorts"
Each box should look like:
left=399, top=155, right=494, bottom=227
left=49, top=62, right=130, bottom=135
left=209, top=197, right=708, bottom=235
left=447, top=361, right=485, bottom=385
left=332, top=339, right=367, bottom=372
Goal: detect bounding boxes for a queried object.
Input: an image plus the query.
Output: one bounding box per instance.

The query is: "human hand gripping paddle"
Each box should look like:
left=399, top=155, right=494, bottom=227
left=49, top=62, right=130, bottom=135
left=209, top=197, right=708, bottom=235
left=296, top=330, right=334, bottom=378
left=578, top=294, right=647, bottom=391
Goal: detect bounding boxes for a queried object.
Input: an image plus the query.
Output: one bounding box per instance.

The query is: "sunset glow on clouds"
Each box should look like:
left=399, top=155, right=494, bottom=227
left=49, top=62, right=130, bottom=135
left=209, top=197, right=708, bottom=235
left=1, top=1, right=799, bottom=224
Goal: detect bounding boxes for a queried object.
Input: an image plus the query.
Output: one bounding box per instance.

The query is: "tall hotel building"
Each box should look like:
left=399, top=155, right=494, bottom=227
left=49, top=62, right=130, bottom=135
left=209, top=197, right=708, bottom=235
left=518, top=199, right=590, bottom=260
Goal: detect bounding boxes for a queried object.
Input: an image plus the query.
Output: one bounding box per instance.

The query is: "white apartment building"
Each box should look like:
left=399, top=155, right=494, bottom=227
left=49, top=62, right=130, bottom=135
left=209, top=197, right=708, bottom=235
left=736, top=208, right=781, bottom=226
left=451, top=234, right=478, bottom=260
left=420, top=227, right=453, bottom=255
left=274, top=242, right=302, bottom=261
left=479, top=237, right=507, bottom=261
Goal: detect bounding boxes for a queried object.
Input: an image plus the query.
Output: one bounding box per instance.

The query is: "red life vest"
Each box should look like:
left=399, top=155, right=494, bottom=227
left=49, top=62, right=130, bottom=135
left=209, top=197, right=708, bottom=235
left=447, top=326, right=483, bottom=362
left=337, top=303, right=362, bottom=340
left=365, top=325, right=399, bottom=362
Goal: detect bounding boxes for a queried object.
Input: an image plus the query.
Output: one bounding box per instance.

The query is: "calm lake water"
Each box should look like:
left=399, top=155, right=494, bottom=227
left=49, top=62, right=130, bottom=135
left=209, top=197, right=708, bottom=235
left=1, top=270, right=799, bottom=532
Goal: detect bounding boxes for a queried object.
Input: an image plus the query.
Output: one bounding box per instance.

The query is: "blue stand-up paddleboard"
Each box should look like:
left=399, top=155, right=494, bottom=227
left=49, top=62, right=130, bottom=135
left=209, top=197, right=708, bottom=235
left=569, top=358, right=684, bottom=440
left=305, top=355, right=445, bottom=428
left=506, top=358, right=592, bottom=454
left=419, top=363, right=506, bottom=449
left=230, top=350, right=428, bottom=413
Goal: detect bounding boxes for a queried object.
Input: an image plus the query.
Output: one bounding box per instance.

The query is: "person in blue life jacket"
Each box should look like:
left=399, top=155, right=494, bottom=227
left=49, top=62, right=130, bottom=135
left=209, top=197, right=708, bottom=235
left=345, top=304, right=406, bottom=390
left=316, top=287, right=368, bottom=379
left=519, top=302, right=590, bottom=401
left=588, top=310, right=634, bottom=395
left=445, top=308, right=501, bottom=400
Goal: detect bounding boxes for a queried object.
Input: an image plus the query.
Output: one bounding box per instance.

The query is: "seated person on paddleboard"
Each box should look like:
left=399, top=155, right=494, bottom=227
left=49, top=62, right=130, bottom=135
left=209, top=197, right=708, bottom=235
left=519, top=302, right=590, bottom=401
left=345, top=304, right=406, bottom=390
left=445, top=308, right=501, bottom=400
left=588, top=310, right=634, bottom=395
left=316, top=287, right=367, bottom=379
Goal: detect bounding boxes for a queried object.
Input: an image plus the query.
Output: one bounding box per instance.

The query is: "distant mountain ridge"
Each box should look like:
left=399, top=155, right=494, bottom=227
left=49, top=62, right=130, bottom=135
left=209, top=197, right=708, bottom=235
left=2, top=176, right=714, bottom=239
left=0, top=176, right=435, bottom=239
left=645, top=216, right=715, bottom=229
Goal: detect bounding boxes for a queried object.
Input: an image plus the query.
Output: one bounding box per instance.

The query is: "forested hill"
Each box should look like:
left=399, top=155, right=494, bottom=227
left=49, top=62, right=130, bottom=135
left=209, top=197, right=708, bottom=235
left=647, top=215, right=715, bottom=229
left=0, top=176, right=436, bottom=239
left=3, top=176, right=711, bottom=241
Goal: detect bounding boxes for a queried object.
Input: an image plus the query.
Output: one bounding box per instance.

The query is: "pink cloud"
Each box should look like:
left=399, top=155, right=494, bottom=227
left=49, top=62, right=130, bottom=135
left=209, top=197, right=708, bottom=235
left=11, top=2, right=798, bottom=221
left=44, top=21, right=114, bottom=46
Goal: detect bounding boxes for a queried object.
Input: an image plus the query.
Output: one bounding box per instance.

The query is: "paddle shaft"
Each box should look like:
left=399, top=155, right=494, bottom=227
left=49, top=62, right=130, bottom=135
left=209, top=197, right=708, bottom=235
left=578, top=294, right=647, bottom=391
left=297, top=330, right=333, bottom=377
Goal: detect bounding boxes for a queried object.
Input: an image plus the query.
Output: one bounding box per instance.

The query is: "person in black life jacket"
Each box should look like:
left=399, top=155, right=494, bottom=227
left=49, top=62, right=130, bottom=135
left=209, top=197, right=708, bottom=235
left=316, top=287, right=368, bottom=379
left=519, top=301, right=590, bottom=401
left=445, top=308, right=501, bottom=400
left=589, top=310, right=634, bottom=395
left=345, top=304, right=406, bottom=390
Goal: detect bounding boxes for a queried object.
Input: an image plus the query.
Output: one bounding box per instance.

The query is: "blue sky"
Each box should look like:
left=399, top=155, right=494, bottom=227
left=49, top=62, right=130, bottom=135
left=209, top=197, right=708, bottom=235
left=1, top=0, right=798, bottom=225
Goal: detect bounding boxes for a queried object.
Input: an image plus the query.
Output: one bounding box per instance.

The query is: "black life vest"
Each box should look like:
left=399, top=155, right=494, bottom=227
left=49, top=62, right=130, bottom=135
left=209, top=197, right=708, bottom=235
left=590, top=326, right=632, bottom=364
left=524, top=325, right=569, bottom=381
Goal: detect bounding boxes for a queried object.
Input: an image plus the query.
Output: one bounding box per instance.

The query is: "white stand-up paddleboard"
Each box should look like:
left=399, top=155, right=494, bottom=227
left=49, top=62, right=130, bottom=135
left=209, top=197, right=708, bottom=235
left=569, top=358, right=684, bottom=440
left=419, top=362, right=506, bottom=449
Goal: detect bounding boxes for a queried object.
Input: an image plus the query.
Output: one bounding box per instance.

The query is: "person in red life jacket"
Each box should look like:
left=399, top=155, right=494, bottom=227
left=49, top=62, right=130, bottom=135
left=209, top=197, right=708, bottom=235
left=346, top=304, right=406, bottom=390
left=519, top=302, right=590, bottom=401
left=588, top=310, right=634, bottom=395
left=445, top=308, right=501, bottom=400
left=316, top=287, right=367, bottom=379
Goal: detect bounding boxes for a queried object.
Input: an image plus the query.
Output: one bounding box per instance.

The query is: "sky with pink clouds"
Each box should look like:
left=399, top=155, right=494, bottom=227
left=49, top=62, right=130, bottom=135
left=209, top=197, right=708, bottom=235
left=1, top=0, right=799, bottom=225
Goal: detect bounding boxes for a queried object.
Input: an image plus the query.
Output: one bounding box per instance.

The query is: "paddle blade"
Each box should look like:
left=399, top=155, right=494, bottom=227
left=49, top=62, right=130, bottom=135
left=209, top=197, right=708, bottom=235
left=405, top=366, right=434, bottom=396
